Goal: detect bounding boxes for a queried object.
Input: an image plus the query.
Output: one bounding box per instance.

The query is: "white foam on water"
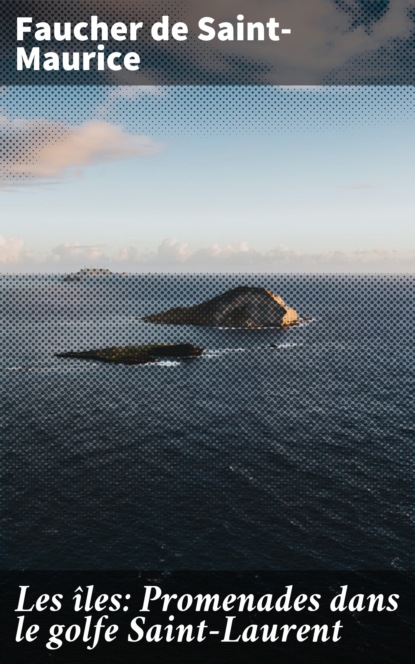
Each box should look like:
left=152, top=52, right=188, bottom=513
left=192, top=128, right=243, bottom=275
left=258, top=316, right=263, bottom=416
left=271, top=342, right=302, bottom=349
left=203, top=347, right=247, bottom=359
left=155, top=360, right=181, bottom=367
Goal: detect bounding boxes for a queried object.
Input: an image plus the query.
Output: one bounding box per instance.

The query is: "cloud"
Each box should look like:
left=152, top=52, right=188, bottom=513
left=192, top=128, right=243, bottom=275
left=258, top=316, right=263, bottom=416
left=5, top=1, right=413, bottom=85
left=86, top=0, right=414, bottom=83
left=49, top=243, right=108, bottom=266
left=0, top=118, right=160, bottom=181
left=156, top=238, right=192, bottom=262
left=184, top=0, right=415, bottom=83
left=0, top=236, right=33, bottom=265
left=111, top=238, right=415, bottom=272
left=2, top=237, right=414, bottom=272
left=125, top=239, right=258, bottom=267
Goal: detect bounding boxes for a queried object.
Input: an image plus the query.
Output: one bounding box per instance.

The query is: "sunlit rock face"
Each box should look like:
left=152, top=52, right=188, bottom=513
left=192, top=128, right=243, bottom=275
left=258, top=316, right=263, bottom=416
left=143, top=286, right=299, bottom=328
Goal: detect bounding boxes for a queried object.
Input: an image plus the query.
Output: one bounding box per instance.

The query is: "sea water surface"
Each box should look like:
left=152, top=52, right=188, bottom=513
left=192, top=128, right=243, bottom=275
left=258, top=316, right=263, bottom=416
left=1, top=274, right=413, bottom=570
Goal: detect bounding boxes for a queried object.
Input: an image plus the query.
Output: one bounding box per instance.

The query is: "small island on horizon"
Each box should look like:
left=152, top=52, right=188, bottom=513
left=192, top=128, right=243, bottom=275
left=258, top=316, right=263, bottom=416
left=63, top=268, right=130, bottom=281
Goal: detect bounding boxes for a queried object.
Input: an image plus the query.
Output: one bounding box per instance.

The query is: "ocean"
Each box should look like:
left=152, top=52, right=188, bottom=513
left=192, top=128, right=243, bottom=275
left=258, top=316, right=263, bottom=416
left=1, top=273, right=413, bottom=570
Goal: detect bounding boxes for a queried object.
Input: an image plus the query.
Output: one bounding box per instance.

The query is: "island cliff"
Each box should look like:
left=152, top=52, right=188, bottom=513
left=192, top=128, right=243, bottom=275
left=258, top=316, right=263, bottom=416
left=143, top=286, right=299, bottom=328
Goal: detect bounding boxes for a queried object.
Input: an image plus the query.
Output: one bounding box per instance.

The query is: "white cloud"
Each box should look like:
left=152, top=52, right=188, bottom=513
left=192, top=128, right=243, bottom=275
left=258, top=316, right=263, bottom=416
left=2, top=237, right=414, bottom=272
left=0, top=118, right=160, bottom=181
left=157, top=238, right=191, bottom=262
left=111, top=238, right=415, bottom=272
left=49, top=243, right=107, bottom=265
left=115, top=246, right=150, bottom=263
left=0, top=236, right=33, bottom=265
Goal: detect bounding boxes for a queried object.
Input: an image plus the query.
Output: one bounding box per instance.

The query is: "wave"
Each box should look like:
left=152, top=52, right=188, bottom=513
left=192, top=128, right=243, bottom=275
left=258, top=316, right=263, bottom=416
left=155, top=360, right=181, bottom=367
left=203, top=347, right=247, bottom=359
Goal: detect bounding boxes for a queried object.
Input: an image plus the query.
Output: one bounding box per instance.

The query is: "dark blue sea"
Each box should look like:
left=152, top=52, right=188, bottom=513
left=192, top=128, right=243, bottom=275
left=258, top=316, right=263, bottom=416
left=1, top=274, right=413, bottom=570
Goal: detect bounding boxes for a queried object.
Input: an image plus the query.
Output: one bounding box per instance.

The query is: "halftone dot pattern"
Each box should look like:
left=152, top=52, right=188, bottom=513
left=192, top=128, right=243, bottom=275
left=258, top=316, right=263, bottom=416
left=1, top=86, right=415, bottom=182
left=2, top=1, right=415, bottom=84
left=1, top=273, right=413, bottom=570
left=1, top=2, right=414, bottom=574
left=0, top=116, right=71, bottom=182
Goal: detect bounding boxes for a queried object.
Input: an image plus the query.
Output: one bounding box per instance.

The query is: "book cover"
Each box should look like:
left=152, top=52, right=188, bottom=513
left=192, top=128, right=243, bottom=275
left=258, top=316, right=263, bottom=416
left=1, top=2, right=414, bottom=662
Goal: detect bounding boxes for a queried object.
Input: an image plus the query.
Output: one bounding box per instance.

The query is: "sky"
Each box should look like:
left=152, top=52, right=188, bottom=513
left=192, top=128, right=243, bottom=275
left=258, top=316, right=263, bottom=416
left=1, top=85, right=414, bottom=272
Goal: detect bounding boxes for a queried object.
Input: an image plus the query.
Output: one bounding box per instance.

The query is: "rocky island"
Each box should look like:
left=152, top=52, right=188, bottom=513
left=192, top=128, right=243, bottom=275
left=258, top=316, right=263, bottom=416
left=63, top=268, right=130, bottom=282
left=56, top=343, right=203, bottom=365
left=143, top=286, right=299, bottom=329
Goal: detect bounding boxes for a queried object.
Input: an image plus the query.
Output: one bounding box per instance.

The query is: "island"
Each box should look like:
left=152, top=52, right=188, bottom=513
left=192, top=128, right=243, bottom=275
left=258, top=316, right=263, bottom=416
left=63, top=268, right=130, bottom=282
left=143, top=286, right=299, bottom=328
left=55, top=343, right=203, bottom=365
